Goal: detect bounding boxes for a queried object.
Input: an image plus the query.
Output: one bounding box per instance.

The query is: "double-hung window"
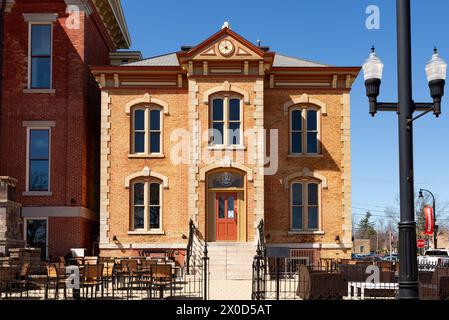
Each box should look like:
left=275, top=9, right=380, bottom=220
left=131, top=180, right=162, bottom=231
left=28, top=128, right=51, bottom=192
left=24, top=13, right=57, bottom=91
left=210, top=96, right=242, bottom=147
left=291, top=181, right=320, bottom=231
left=290, top=107, right=320, bottom=155
left=30, top=24, right=52, bottom=89
left=132, top=107, right=162, bottom=155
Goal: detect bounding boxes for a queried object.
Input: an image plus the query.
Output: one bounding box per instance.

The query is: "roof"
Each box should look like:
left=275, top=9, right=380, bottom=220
left=122, top=52, right=328, bottom=68
left=273, top=54, right=329, bottom=67
left=123, top=53, right=180, bottom=66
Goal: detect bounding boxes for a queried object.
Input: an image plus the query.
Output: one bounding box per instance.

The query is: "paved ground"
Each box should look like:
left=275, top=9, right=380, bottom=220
left=209, top=280, right=252, bottom=300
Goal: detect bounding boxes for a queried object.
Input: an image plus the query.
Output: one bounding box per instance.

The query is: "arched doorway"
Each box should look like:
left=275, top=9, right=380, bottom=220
left=206, top=169, right=246, bottom=242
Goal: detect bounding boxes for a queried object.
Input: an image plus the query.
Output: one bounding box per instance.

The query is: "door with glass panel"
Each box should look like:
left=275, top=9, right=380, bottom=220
left=25, top=219, right=48, bottom=259
left=216, top=193, right=238, bottom=241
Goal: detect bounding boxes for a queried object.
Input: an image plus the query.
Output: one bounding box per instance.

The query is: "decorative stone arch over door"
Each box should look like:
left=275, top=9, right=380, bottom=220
left=200, top=163, right=253, bottom=242
left=199, top=162, right=254, bottom=182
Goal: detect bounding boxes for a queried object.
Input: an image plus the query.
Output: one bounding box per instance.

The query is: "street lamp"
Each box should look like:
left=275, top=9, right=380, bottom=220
left=363, top=47, right=447, bottom=117
left=362, top=0, right=447, bottom=300
left=426, top=48, right=447, bottom=117
left=418, top=189, right=437, bottom=249
left=363, top=47, right=384, bottom=116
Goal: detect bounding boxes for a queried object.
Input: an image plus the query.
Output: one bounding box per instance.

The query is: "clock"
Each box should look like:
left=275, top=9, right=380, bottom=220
left=218, top=40, right=235, bottom=56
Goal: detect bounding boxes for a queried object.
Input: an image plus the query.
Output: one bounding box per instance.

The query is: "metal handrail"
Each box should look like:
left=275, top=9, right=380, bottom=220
left=185, top=219, right=206, bottom=274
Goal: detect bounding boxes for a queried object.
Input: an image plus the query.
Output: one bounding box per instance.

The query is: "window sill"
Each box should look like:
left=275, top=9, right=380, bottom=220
left=287, top=154, right=324, bottom=158
left=288, top=230, right=325, bottom=236
left=128, top=154, right=165, bottom=159
left=23, top=89, right=56, bottom=94
left=23, top=191, right=53, bottom=197
left=207, top=146, right=246, bottom=151
left=128, top=230, right=165, bottom=236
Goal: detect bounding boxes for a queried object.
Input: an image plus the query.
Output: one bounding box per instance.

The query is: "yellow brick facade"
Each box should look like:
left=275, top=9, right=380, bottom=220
left=92, top=27, right=360, bottom=260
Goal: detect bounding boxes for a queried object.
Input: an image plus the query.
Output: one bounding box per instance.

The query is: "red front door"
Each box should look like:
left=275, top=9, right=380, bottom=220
left=216, top=193, right=238, bottom=241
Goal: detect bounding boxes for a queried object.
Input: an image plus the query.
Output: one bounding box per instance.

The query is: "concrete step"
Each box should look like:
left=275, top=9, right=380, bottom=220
left=206, top=243, right=256, bottom=280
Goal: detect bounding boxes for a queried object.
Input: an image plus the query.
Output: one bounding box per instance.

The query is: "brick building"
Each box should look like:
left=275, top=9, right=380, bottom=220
left=91, top=24, right=360, bottom=265
left=0, top=0, right=130, bottom=259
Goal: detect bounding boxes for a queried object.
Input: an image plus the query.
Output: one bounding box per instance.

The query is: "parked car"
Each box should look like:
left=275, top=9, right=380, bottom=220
left=418, top=249, right=449, bottom=271
left=382, top=255, right=399, bottom=262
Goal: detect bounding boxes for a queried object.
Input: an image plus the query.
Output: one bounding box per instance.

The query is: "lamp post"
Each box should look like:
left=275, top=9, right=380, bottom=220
left=419, top=189, right=437, bottom=249
left=362, top=0, right=447, bottom=300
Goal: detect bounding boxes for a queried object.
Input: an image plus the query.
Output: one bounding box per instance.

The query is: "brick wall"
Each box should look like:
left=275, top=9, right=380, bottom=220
left=107, top=90, right=190, bottom=245
left=0, top=0, right=115, bottom=258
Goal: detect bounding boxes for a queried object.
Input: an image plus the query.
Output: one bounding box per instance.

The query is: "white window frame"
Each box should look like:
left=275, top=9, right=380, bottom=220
left=24, top=124, right=53, bottom=196
left=290, top=179, right=321, bottom=232
left=130, top=179, right=163, bottom=233
left=23, top=217, right=49, bottom=259
left=24, top=14, right=57, bottom=91
left=289, top=106, right=321, bottom=155
left=209, top=94, right=244, bottom=149
left=131, top=106, right=163, bottom=156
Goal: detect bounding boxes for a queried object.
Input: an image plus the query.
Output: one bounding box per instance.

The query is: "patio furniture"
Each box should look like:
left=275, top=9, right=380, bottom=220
left=150, top=264, right=173, bottom=299
left=0, top=266, right=15, bottom=299
left=347, top=281, right=398, bottom=300
left=420, top=267, right=449, bottom=300
left=101, top=259, right=116, bottom=297
left=46, top=263, right=68, bottom=299
left=121, top=259, right=140, bottom=299
left=11, top=263, right=30, bottom=298
left=296, top=265, right=346, bottom=300
left=81, top=263, right=104, bottom=299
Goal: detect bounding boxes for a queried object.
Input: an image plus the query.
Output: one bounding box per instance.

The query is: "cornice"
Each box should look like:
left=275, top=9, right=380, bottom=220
left=91, top=0, right=131, bottom=49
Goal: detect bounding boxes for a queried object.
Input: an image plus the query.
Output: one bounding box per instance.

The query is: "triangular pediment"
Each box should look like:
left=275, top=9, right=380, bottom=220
left=178, top=28, right=273, bottom=62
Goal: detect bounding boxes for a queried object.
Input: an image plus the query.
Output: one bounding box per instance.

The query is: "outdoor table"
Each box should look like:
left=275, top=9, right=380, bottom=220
left=347, top=281, right=399, bottom=299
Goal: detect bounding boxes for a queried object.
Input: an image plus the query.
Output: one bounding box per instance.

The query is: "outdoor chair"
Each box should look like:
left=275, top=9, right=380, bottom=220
left=0, top=266, right=15, bottom=299
left=120, top=259, right=140, bottom=299
left=46, top=263, right=68, bottom=300
left=11, top=263, right=31, bottom=299
left=150, top=264, right=174, bottom=299
left=101, top=259, right=116, bottom=298
left=81, top=263, right=104, bottom=299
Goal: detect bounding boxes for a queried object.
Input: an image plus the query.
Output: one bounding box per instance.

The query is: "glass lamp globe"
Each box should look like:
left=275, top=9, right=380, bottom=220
left=426, top=48, right=447, bottom=83
left=363, top=47, right=384, bottom=81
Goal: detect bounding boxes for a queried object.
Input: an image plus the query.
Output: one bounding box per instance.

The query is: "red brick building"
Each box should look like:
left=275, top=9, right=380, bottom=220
left=0, top=0, right=130, bottom=259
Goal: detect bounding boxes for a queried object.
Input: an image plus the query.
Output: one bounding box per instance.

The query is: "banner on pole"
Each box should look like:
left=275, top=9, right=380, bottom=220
left=424, top=206, right=434, bottom=236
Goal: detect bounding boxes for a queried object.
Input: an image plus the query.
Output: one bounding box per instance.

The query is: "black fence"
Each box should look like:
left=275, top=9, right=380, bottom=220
left=252, top=252, right=449, bottom=300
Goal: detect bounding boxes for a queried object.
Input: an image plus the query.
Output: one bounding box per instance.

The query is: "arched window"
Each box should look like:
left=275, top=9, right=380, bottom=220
left=209, top=95, right=242, bottom=147
left=131, top=180, right=162, bottom=231
left=132, top=106, right=162, bottom=155
left=291, top=180, right=320, bottom=231
left=289, top=107, right=320, bottom=155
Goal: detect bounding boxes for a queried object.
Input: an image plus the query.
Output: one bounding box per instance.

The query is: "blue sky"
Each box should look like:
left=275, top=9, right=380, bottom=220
left=121, top=0, right=449, bottom=225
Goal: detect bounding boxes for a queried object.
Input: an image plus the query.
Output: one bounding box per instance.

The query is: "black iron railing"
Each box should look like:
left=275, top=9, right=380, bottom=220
left=252, top=220, right=267, bottom=300
left=185, top=219, right=209, bottom=300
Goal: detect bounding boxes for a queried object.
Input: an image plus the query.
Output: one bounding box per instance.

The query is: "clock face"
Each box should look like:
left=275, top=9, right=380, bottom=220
left=218, top=40, right=235, bottom=56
